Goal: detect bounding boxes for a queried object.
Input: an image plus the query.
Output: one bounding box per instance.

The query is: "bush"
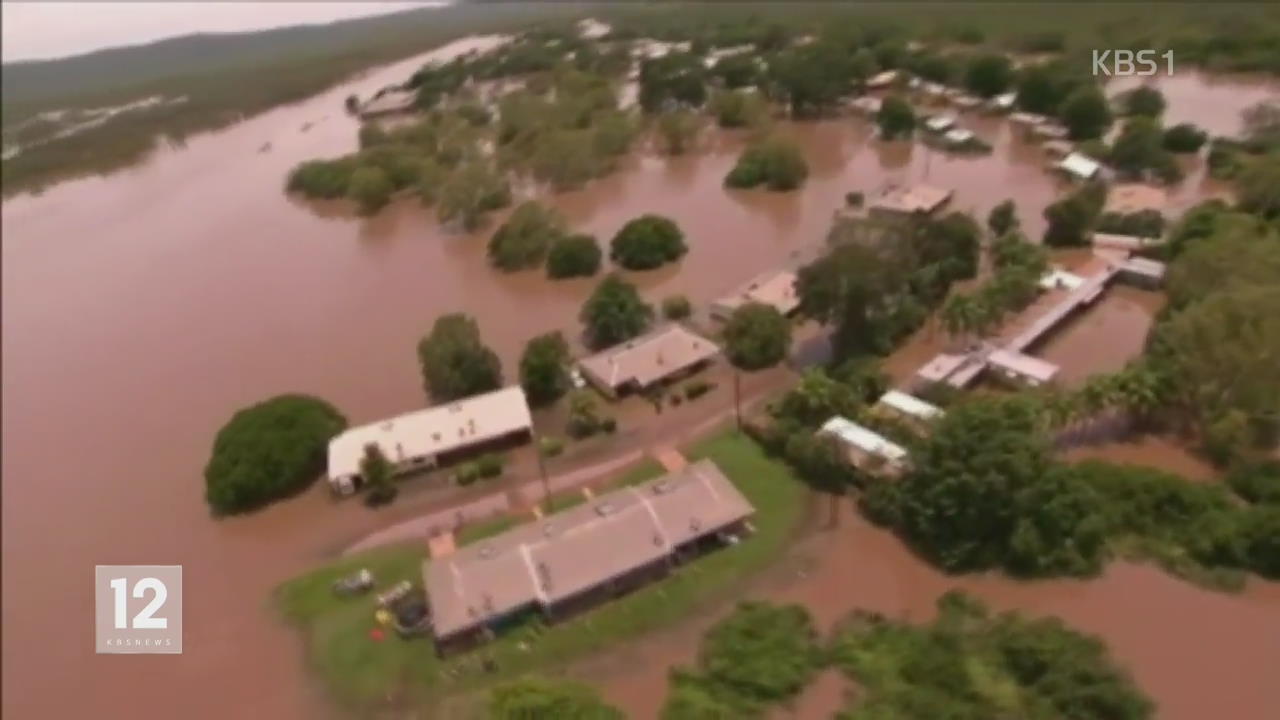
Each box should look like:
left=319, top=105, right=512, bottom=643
left=204, top=395, right=347, bottom=515
left=363, top=482, right=398, bottom=507
left=845, top=191, right=864, bottom=207
left=1096, top=209, right=1166, bottom=238
left=477, top=453, right=505, bottom=478
left=662, top=295, right=692, bottom=320
left=287, top=157, right=358, bottom=199
left=1163, top=123, right=1209, bottom=153
left=709, top=90, right=766, bottom=128
left=539, top=435, right=565, bottom=458
left=454, top=461, right=481, bottom=486
left=600, top=417, right=618, bottom=434
left=724, top=135, right=808, bottom=191
left=567, top=389, right=604, bottom=438
left=488, top=201, right=565, bottom=271
left=1228, top=461, right=1280, bottom=505
left=876, top=95, right=916, bottom=139
left=546, top=233, right=602, bottom=278
left=610, top=214, right=687, bottom=270
left=685, top=380, right=715, bottom=400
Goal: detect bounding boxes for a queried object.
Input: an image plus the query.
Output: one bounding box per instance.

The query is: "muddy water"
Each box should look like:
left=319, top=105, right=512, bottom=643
left=2, top=36, right=1277, bottom=720
left=1032, top=285, right=1164, bottom=386
left=590, top=502, right=1280, bottom=720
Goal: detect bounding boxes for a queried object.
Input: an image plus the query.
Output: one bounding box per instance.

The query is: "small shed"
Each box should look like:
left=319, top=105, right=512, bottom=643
left=1056, top=152, right=1101, bottom=180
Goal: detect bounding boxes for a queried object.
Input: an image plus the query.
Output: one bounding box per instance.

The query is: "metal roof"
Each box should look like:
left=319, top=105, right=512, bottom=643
left=578, top=324, right=720, bottom=391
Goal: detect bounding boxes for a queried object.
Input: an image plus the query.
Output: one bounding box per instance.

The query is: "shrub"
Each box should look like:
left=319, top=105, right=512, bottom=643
left=455, top=461, right=481, bottom=486
left=287, top=157, right=359, bottom=199
left=488, top=201, right=565, bottom=271
left=670, top=394, right=684, bottom=407
left=610, top=214, right=687, bottom=270
left=204, top=395, right=347, bottom=515
left=876, top=95, right=916, bottom=139
left=845, top=191, right=864, bottom=207
left=567, top=389, right=604, bottom=438
left=600, top=417, right=618, bottom=434
left=477, top=453, right=505, bottom=478
left=724, top=135, right=808, bottom=191
left=1163, top=123, right=1209, bottom=153
left=1096, top=209, right=1166, bottom=239
left=1228, top=461, right=1280, bottom=505
left=539, top=436, right=565, bottom=458
left=662, top=295, right=692, bottom=320
left=546, top=233, right=602, bottom=278
left=363, top=482, right=398, bottom=507
left=685, top=380, right=715, bottom=400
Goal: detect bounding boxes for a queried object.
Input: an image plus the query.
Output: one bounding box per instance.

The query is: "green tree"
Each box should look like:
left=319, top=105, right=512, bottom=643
left=360, top=443, right=397, bottom=506
left=416, top=313, right=503, bottom=402
left=710, top=53, right=760, bottom=89
left=487, top=676, right=623, bottom=720
left=346, top=165, right=394, bottom=215
left=580, top=274, right=654, bottom=350
left=1109, top=117, right=1167, bottom=180
left=987, top=199, right=1019, bottom=237
left=895, top=395, right=1053, bottom=571
left=1043, top=181, right=1105, bottom=246
left=1014, top=60, right=1085, bottom=115
left=876, top=94, right=916, bottom=140
left=1235, top=154, right=1280, bottom=218
left=724, top=135, right=809, bottom=191
left=655, top=109, right=701, bottom=155
left=1059, top=86, right=1112, bottom=140
left=698, top=602, right=820, bottom=702
left=519, top=331, right=572, bottom=407
left=708, top=90, right=767, bottom=129
left=1007, top=466, right=1107, bottom=576
left=546, top=233, right=602, bottom=279
left=204, top=395, right=347, bottom=515
left=723, top=302, right=791, bottom=371
left=287, top=157, right=358, bottom=199
left=530, top=129, right=603, bottom=191
left=1121, top=85, right=1166, bottom=118
left=610, top=214, right=688, bottom=270
left=770, top=41, right=853, bottom=117
left=1162, top=123, right=1208, bottom=153
left=437, top=161, right=511, bottom=231
left=660, top=672, right=749, bottom=720
left=639, top=53, right=707, bottom=113
left=964, top=53, right=1014, bottom=98
left=772, top=369, right=864, bottom=428
left=661, top=295, right=692, bottom=320
left=488, top=201, right=565, bottom=271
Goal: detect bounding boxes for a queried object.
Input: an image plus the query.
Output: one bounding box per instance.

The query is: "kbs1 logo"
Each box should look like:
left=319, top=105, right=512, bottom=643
left=95, top=565, right=183, bottom=654
left=1092, top=50, right=1174, bottom=77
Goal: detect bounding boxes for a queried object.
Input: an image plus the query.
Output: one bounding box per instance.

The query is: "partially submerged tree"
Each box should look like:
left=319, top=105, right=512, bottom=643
left=488, top=676, right=624, bottom=720
left=876, top=95, right=916, bottom=140
left=580, top=274, right=654, bottom=350
left=204, top=395, right=347, bottom=515
left=488, top=201, right=565, bottom=271
left=610, top=214, right=688, bottom=270
left=519, top=331, right=572, bottom=407
left=723, top=302, right=792, bottom=371
left=546, top=233, right=602, bottom=279
left=416, top=313, right=503, bottom=402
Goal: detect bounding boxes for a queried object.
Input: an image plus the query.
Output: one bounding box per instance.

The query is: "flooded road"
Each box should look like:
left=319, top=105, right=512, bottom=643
left=2, top=35, right=1277, bottom=720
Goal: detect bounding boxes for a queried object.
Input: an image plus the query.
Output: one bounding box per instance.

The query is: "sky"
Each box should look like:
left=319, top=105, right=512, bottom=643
left=1, top=2, right=444, bottom=63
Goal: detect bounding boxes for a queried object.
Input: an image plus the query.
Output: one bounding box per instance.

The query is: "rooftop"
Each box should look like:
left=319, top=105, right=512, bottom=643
left=359, top=89, right=417, bottom=117
left=988, top=348, right=1060, bottom=384
left=578, top=324, right=720, bottom=391
left=867, top=70, right=899, bottom=88
left=820, top=416, right=909, bottom=464
left=1104, top=183, right=1168, bottom=215
left=425, top=460, right=754, bottom=640
left=924, top=114, right=957, bottom=132
left=944, top=128, right=976, bottom=145
left=1056, top=152, right=1101, bottom=179
left=327, top=386, right=532, bottom=481
left=711, top=270, right=800, bottom=318
left=876, top=390, right=944, bottom=422
left=870, top=184, right=953, bottom=215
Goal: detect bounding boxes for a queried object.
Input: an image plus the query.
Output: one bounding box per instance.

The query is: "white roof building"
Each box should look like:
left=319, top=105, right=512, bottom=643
left=989, top=92, right=1016, bottom=111
left=867, top=70, right=899, bottom=89
left=876, top=390, right=944, bottom=422
left=1040, top=268, right=1087, bottom=290
left=578, top=325, right=720, bottom=397
left=326, top=386, right=533, bottom=493
left=987, top=349, right=1059, bottom=387
left=1032, top=122, right=1070, bottom=140
left=943, top=128, right=976, bottom=146
left=820, top=416, right=909, bottom=473
left=1009, top=111, right=1047, bottom=127
left=711, top=270, right=801, bottom=320
left=1056, top=152, right=1101, bottom=180
left=870, top=184, right=954, bottom=216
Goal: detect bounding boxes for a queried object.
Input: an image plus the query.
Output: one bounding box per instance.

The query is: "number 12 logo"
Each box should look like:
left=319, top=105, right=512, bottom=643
left=95, top=565, right=183, bottom=654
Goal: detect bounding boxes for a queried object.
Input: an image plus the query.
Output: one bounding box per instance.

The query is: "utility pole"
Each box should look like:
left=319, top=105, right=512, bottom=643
left=532, top=429, right=550, bottom=512
left=733, top=369, right=742, bottom=431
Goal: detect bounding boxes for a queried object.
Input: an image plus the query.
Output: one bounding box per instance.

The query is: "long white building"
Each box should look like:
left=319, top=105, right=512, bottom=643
left=326, top=386, right=533, bottom=494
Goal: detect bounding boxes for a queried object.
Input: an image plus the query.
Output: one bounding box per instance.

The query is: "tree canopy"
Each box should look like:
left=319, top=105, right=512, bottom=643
left=876, top=95, right=916, bottom=140
left=724, top=135, right=809, bottom=191
left=722, top=302, right=792, bottom=371
left=610, top=214, right=688, bottom=270
left=204, top=395, right=347, bottom=515
left=488, top=200, right=565, bottom=271
left=1059, top=86, right=1112, bottom=140
left=964, top=53, right=1014, bottom=98
left=488, top=676, right=623, bottom=720
left=416, top=313, right=503, bottom=402
left=580, top=274, right=654, bottom=350
left=1121, top=85, right=1166, bottom=118
left=546, top=233, right=602, bottom=279
left=519, top=331, right=572, bottom=407
left=437, top=160, right=512, bottom=231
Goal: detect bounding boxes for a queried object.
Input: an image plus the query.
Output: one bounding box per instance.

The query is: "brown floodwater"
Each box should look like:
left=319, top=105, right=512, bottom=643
left=1033, top=284, right=1164, bottom=387
left=2, top=36, right=1277, bottom=720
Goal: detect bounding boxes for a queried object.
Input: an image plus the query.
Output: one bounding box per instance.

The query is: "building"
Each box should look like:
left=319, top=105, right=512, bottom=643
left=1040, top=268, right=1087, bottom=291
left=1009, top=111, right=1048, bottom=128
left=848, top=96, right=882, bottom=115
left=578, top=325, right=720, bottom=398
left=1042, top=140, right=1074, bottom=159
left=710, top=270, right=801, bottom=320
left=987, top=348, right=1059, bottom=387
left=914, top=352, right=972, bottom=386
left=875, top=390, right=944, bottom=423
left=424, top=460, right=754, bottom=649
left=924, top=114, right=957, bottom=133
left=869, top=184, right=954, bottom=218
left=326, top=387, right=533, bottom=494
left=1031, top=122, right=1070, bottom=141
left=358, top=89, right=418, bottom=118
left=953, top=94, right=983, bottom=110
left=1056, top=152, right=1101, bottom=180
left=1119, top=256, right=1167, bottom=289
left=942, top=127, right=977, bottom=148
left=1104, top=183, right=1167, bottom=215
left=819, top=416, right=909, bottom=477
left=988, top=92, right=1016, bottom=112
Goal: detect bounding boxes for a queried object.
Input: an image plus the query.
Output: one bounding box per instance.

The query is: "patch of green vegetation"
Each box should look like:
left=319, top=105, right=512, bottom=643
left=275, top=429, right=807, bottom=713
left=608, top=457, right=667, bottom=489
left=455, top=514, right=520, bottom=547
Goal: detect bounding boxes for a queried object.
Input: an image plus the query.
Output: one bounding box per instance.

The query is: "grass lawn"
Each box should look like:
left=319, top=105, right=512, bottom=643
left=606, top=456, right=666, bottom=489
left=274, top=429, right=808, bottom=713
